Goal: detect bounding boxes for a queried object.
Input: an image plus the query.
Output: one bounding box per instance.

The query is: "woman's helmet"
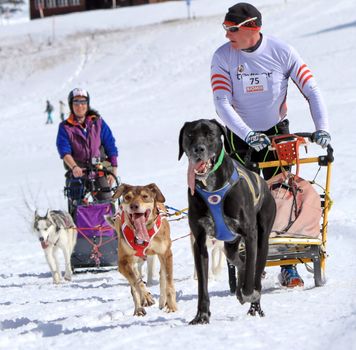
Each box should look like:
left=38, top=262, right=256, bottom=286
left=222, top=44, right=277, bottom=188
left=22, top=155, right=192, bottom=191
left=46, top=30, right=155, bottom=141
left=68, top=88, right=90, bottom=113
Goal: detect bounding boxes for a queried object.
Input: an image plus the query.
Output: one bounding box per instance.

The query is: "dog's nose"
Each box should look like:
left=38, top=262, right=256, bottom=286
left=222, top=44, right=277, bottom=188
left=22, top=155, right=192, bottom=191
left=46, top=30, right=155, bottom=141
left=193, top=144, right=206, bottom=156
left=130, top=202, right=139, bottom=211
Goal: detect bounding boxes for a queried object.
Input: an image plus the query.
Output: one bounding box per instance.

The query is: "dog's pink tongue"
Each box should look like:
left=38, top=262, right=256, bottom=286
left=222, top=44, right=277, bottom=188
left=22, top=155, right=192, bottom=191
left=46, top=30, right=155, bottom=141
left=41, top=241, right=49, bottom=249
left=133, top=213, right=150, bottom=242
left=188, top=160, right=205, bottom=195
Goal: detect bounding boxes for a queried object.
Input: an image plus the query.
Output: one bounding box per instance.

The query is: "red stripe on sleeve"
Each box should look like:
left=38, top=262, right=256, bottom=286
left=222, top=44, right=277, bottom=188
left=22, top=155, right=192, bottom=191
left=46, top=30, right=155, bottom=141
left=211, top=74, right=230, bottom=82
left=299, top=69, right=311, bottom=84
left=296, top=64, right=307, bottom=79
left=211, top=80, right=231, bottom=88
left=301, top=74, right=313, bottom=89
left=212, top=86, right=232, bottom=94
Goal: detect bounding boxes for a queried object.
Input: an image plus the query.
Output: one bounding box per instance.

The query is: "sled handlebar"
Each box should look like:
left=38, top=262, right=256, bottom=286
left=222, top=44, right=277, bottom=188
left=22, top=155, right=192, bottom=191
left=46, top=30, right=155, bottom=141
left=271, top=132, right=334, bottom=162
left=243, top=132, right=334, bottom=167
left=293, top=132, right=313, bottom=139
left=85, top=166, right=121, bottom=192
left=270, top=132, right=330, bottom=146
left=66, top=165, right=121, bottom=191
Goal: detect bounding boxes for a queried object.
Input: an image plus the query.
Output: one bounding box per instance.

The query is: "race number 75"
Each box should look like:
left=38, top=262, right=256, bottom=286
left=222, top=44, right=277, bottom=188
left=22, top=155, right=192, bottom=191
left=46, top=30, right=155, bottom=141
left=250, top=77, right=260, bottom=85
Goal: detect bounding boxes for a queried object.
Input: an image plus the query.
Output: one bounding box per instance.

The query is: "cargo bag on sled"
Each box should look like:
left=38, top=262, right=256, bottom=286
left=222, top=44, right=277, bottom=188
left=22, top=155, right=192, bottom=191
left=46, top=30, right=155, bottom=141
left=267, top=172, right=322, bottom=239
left=71, top=202, right=118, bottom=269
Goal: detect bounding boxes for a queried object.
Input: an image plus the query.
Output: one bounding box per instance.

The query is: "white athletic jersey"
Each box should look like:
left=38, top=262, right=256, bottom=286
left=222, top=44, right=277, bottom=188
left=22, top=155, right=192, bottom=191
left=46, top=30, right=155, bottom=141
left=211, top=34, right=329, bottom=140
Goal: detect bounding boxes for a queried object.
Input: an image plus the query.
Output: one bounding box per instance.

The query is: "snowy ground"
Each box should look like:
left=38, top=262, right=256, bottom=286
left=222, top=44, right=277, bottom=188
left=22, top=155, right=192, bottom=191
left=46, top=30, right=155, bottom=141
left=0, top=0, right=356, bottom=349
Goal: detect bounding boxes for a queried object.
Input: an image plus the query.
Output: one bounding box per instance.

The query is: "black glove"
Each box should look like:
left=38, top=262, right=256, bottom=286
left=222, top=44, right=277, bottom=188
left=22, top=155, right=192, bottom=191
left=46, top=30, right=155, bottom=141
left=312, top=130, right=331, bottom=148
left=245, top=131, right=271, bottom=152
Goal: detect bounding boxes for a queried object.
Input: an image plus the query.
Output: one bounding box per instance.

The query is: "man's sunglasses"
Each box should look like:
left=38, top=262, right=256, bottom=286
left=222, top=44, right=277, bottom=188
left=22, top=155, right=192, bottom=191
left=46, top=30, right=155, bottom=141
left=72, top=100, right=88, bottom=105
left=222, top=17, right=258, bottom=32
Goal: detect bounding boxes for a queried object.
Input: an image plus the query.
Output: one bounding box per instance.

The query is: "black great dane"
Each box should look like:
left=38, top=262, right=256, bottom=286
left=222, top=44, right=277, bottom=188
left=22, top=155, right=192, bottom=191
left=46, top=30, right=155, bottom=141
left=178, top=119, right=276, bottom=324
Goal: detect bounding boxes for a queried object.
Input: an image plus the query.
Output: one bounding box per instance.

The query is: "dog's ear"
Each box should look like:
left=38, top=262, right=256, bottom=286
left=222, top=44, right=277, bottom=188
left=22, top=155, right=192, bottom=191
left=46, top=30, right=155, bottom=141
left=46, top=210, right=55, bottom=225
left=178, top=122, right=189, bottom=161
left=104, top=214, right=116, bottom=229
left=210, top=119, right=232, bottom=154
left=33, top=212, right=38, bottom=231
left=146, top=183, right=166, bottom=203
left=210, top=118, right=227, bottom=141
left=112, top=183, right=131, bottom=200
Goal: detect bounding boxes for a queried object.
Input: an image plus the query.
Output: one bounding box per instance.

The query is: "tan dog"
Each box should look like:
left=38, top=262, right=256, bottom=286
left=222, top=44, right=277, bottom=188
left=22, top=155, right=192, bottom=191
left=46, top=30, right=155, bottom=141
left=106, top=183, right=177, bottom=316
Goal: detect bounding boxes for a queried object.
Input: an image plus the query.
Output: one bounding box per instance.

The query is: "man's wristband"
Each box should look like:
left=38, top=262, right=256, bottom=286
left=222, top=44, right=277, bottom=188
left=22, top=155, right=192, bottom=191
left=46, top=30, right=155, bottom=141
left=72, top=165, right=79, bottom=171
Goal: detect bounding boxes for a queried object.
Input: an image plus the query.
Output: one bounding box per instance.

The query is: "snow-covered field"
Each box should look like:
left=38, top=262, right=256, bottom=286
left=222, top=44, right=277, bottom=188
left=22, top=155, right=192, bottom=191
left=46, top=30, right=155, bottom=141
left=1, top=0, right=356, bottom=349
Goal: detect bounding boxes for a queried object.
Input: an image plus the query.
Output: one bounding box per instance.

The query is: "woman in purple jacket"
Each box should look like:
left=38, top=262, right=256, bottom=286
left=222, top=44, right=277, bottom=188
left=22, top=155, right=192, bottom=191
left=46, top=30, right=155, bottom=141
left=56, top=88, right=118, bottom=201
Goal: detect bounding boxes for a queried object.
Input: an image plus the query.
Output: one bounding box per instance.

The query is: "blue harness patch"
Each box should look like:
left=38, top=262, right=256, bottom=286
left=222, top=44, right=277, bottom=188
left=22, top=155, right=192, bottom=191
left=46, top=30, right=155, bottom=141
left=195, top=166, right=240, bottom=242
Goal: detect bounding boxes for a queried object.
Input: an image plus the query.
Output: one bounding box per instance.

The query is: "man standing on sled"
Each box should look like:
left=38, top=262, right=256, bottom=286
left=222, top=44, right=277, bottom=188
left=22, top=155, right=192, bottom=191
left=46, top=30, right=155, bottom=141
left=211, top=3, right=331, bottom=287
left=56, top=88, right=118, bottom=205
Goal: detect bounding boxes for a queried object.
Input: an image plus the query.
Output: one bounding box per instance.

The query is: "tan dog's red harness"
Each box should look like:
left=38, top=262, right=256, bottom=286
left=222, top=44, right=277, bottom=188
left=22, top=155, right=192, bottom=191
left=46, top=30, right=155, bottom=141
left=121, top=211, right=163, bottom=258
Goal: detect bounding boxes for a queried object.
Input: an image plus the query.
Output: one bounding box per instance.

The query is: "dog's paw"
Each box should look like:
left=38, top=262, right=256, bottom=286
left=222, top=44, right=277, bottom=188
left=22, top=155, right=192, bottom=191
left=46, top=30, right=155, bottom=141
left=189, top=311, right=210, bottom=325
left=142, top=292, right=155, bottom=307
left=64, top=273, right=72, bottom=281
left=247, top=302, right=265, bottom=317
left=134, top=307, right=147, bottom=316
left=53, top=272, right=61, bottom=284
left=162, top=301, right=178, bottom=313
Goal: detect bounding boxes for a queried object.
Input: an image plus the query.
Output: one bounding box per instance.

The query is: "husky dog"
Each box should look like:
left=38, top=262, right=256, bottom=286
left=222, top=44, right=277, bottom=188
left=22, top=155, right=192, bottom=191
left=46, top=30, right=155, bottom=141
left=33, top=210, right=77, bottom=284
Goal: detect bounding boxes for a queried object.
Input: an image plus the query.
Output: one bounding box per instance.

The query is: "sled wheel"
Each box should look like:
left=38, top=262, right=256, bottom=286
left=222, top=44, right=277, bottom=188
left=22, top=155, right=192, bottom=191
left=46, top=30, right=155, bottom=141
left=313, top=246, right=326, bottom=287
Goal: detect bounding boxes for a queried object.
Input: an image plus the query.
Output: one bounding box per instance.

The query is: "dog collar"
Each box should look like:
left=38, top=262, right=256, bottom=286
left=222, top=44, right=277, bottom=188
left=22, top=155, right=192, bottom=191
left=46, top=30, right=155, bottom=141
left=209, top=148, right=225, bottom=175
left=121, top=212, right=162, bottom=258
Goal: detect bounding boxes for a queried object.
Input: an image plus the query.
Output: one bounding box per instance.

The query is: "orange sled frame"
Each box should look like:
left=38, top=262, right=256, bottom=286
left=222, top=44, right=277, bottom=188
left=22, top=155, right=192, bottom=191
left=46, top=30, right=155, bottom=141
left=257, top=133, right=334, bottom=287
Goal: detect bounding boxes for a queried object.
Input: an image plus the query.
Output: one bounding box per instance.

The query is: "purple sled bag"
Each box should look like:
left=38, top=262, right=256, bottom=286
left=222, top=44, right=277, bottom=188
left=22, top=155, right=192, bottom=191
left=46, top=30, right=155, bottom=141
left=75, top=202, right=115, bottom=238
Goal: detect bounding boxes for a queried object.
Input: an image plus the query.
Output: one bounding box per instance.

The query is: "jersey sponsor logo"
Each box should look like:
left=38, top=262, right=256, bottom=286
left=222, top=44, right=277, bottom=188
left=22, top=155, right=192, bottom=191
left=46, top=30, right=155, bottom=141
left=246, top=85, right=264, bottom=92
left=238, top=64, right=244, bottom=73
left=237, top=71, right=272, bottom=80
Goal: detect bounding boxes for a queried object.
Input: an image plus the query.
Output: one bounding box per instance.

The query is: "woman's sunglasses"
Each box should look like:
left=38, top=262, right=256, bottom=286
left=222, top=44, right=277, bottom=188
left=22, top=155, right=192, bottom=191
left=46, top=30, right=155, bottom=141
left=73, top=100, right=88, bottom=105
left=222, top=17, right=258, bottom=33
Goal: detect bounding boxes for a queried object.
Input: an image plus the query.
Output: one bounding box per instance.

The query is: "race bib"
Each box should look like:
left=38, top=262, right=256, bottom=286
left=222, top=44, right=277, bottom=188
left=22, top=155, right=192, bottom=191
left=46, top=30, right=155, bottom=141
left=242, top=74, right=268, bottom=93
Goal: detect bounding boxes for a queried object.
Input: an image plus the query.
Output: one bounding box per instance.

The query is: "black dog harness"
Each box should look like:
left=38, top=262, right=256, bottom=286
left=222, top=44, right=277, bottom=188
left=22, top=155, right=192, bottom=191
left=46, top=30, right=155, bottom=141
left=195, top=161, right=240, bottom=242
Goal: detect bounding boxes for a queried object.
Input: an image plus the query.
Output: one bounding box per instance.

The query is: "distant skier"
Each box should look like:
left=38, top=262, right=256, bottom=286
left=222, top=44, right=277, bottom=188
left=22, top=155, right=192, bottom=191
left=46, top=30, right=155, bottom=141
left=59, top=100, right=66, bottom=121
left=45, top=100, right=54, bottom=124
